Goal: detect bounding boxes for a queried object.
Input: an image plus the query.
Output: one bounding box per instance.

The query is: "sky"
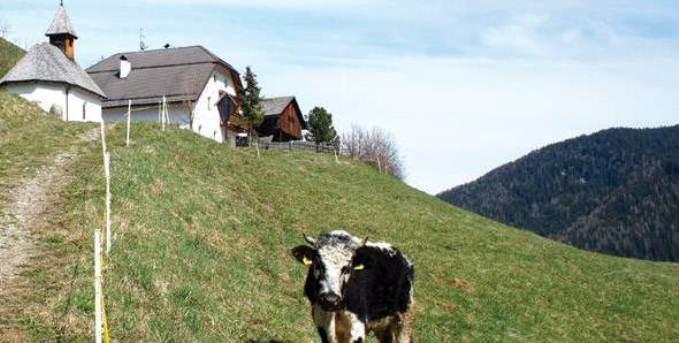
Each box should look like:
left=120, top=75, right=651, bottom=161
left=2, top=0, right=678, bottom=194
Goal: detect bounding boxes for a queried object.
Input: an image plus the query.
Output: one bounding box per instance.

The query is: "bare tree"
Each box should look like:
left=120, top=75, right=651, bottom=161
left=0, top=20, right=10, bottom=38
left=341, top=125, right=404, bottom=179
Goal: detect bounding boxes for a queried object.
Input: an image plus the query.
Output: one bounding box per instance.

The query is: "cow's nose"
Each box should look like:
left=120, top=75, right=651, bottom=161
left=319, top=292, right=341, bottom=310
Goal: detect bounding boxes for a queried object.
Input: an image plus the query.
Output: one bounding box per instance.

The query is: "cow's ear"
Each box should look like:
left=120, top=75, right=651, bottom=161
left=291, top=245, right=315, bottom=266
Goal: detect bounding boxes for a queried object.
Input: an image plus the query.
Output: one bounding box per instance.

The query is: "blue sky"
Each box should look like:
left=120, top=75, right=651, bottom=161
left=2, top=0, right=679, bottom=193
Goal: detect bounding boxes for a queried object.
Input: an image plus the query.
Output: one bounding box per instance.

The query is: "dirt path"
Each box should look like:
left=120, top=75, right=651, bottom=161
left=0, top=127, right=100, bottom=285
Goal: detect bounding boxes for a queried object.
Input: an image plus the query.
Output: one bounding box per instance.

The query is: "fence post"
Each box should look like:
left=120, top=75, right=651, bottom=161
left=126, top=100, right=131, bottom=147
left=99, top=120, right=107, bottom=158
left=104, top=152, right=112, bottom=255
left=94, top=229, right=103, bottom=343
left=161, top=96, right=167, bottom=131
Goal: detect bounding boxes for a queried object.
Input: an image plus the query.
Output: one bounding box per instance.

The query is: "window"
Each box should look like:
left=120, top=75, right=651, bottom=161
left=208, top=96, right=212, bottom=111
left=82, top=102, right=87, bottom=120
left=213, top=74, right=217, bottom=83
left=198, top=125, right=202, bottom=133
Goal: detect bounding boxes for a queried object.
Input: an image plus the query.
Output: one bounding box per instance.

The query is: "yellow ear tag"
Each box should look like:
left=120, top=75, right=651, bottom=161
left=303, top=257, right=312, bottom=266
left=353, top=264, right=365, bottom=271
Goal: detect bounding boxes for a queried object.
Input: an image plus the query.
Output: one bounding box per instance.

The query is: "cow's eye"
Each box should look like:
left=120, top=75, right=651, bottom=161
left=353, top=264, right=365, bottom=271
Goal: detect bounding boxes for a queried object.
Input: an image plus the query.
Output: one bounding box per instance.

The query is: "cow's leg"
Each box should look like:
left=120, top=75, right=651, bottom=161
left=312, top=305, right=336, bottom=343
left=346, top=312, right=366, bottom=343
left=393, top=309, right=415, bottom=343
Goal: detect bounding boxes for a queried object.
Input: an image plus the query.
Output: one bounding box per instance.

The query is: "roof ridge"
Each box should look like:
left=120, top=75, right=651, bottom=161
left=88, top=61, right=218, bottom=73
left=104, top=45, right=206, bottom=57
left=263, top=96, right=295, bottom=100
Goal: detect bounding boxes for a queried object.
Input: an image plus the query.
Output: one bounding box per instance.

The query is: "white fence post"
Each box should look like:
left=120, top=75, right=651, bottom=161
left=104, top=152, right=112, bottom=255
left=161, top=96, right=167, bottom=131
left=99, top=120, right=107, bottom=158
left=126, top=100, right=131, bottom=147
left=94, top=229, right=103, bottom=343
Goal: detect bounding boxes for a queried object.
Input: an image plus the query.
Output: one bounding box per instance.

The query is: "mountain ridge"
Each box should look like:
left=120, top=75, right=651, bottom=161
left=438, top=124, right=679, bottom=261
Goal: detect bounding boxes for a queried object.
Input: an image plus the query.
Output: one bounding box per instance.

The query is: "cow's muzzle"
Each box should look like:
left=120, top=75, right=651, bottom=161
left=319, top=292, right=342, bottom=311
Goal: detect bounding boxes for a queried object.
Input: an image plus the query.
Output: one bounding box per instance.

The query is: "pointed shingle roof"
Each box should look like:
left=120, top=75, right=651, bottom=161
left=0, top=43, right=105, bottom=97
left=45, top=5, right=78, bottom=38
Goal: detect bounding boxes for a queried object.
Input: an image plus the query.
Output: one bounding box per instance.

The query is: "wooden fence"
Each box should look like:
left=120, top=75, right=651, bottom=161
left=257, top=139, right=338, bottom=154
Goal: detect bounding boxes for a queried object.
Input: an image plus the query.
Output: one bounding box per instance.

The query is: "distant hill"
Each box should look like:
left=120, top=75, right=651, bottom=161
left=0, top=37, right=24, bottom=78
left=438, top=125, right=679, bottom=261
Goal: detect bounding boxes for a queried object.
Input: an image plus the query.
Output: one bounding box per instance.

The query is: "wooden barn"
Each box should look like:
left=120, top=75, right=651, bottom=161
left=257, top=96, right=307, bottom=141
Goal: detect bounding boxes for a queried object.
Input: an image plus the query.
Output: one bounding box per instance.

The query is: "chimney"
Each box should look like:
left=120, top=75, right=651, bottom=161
left=119, top=55, right=131, bottom=78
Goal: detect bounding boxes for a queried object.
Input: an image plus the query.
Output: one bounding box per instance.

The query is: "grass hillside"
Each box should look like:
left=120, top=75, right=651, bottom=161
left=0, top=37, right=24, bottom=78
left=0, top=92, right=91, bottom=205
left=1, top=94, right=678, bottom=341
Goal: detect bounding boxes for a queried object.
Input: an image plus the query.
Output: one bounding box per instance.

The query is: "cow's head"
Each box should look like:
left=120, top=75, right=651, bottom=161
left=291, top=230, right=367, bottom=312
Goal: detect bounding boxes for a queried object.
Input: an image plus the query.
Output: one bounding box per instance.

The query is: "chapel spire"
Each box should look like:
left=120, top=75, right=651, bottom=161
left=45, top=1, right=78, bottom=61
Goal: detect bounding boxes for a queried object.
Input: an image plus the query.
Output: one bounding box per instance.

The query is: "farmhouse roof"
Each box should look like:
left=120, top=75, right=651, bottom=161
left=259, top=96, right=307, bottom=130
left=87, top=45, right=241, bottom=108
left=0, top=43, right=105, bottom=97
left=261, top=96, right=296, bottom=116
left=45, top=4, right=78, bottom=38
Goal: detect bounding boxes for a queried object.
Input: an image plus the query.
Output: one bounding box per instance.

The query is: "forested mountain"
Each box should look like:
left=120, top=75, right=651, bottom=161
left=438, top=125, right=679, bottom=261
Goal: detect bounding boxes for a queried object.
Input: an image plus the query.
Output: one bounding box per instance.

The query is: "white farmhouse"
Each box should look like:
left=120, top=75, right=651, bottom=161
left=87, top=46, right=247, bottom=145
left=0, top=3, right=106, bottom=121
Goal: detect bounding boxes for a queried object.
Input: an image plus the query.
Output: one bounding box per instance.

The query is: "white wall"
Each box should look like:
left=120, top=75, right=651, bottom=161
left=2, top=82, right=102, bottom=122
left=102, top=102, right=191, bottom=128
left=3, top=82, right=65, bottom=115
left=67, top=88, right=103, bottom=122
left=191, top=69, right=238, bottom=143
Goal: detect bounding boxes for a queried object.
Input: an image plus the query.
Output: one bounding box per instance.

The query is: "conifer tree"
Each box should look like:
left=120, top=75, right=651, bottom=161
left=307, top=106, right=337, bottom=146
left=240, top=66, right=264, bottom=142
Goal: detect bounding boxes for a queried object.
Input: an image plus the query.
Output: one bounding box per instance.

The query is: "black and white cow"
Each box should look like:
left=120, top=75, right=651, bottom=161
left=291, top=230, right=415, bottom=343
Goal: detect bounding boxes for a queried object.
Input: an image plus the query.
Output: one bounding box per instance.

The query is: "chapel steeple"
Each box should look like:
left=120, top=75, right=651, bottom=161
left=45, top=1, right=78, bottom=62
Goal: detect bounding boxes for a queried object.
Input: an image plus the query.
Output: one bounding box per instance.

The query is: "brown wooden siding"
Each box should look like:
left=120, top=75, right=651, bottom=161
left=276, top=103, right=303, bottom=140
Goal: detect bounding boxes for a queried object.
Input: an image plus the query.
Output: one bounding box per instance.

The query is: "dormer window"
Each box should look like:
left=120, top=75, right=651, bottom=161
left=208, top=96, right=212, bottom=110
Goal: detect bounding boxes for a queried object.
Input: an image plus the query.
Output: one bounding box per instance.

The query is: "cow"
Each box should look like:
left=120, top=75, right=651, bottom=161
left=291, top=230, right=415, bottom=343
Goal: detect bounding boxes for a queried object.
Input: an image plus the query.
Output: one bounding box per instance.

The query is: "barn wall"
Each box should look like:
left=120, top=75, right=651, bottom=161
left=278, top=103, right=303, bottom=139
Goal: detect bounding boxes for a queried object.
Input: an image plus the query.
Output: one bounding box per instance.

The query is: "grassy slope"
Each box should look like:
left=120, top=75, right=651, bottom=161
left=2, top=101, right=677, bottom=341
left=0, top=92, right=93, bottom=338
left=0, top=92, right=91, bottom=204
left=0, top=37, right=24, bottom=78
